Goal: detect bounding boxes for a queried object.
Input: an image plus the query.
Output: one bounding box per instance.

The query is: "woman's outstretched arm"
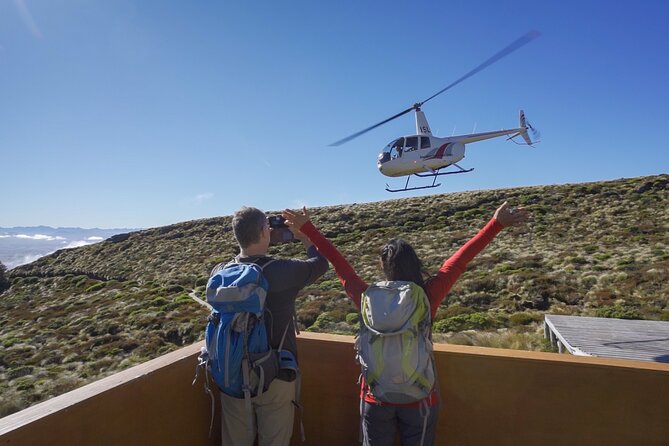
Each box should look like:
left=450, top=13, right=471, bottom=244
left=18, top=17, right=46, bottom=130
left=283, top=207, right=368, bottom=309
left=425, top=201, right=529, bottom=316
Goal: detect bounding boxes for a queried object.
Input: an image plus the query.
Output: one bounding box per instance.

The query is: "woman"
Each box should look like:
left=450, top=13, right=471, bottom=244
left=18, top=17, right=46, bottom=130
left=282, top=202, right=528, bottom=446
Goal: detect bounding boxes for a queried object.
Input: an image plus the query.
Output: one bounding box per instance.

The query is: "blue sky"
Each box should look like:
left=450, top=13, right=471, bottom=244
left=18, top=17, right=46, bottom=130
left=2, top=1, right=667, bottom=228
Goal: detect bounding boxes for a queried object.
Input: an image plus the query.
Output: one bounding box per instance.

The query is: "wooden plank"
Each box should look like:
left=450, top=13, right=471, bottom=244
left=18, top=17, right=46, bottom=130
left=544, top=315, right=669, bottom=363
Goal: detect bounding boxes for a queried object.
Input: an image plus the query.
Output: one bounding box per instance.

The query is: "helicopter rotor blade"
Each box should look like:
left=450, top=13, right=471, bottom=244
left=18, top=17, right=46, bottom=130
left=329, top=105, right=415, bottom=147
left=329, top=30, right=540, bottom=147
left=419, top=30, right=540, bottom=106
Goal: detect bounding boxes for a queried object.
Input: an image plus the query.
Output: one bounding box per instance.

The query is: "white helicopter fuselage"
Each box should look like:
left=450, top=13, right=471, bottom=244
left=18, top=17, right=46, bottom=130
left=377, top=109, right=530, bottom=178
left=377, top=137, right=466, bottom=177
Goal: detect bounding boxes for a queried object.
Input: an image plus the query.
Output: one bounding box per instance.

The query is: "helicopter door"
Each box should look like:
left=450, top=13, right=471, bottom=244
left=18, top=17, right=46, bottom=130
left=404, top=136, right=418, bottom=154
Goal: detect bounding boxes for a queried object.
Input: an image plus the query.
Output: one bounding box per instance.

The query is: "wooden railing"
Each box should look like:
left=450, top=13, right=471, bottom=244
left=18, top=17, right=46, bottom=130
left=1, top=332, right=668, bottom=446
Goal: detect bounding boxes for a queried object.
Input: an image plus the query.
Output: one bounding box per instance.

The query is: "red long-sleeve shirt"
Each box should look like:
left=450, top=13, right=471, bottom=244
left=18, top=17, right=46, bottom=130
left=300, top=217, right=504, bottom=405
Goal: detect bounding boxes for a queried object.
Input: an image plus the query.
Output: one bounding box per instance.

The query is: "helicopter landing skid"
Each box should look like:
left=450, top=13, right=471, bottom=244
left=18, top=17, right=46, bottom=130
left=414, top=163, right=474, bottom=177
left=386, top=180, right=442, bottom=193
left=385, top=165, right=474, bottom=193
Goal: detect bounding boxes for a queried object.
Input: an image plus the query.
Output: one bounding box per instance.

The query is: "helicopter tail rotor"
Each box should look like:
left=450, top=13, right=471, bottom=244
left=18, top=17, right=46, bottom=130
left=517, top=110, right=540, bottom=146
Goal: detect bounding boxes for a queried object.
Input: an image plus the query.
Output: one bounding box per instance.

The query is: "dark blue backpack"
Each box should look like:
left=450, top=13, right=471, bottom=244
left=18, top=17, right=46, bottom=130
left=205, top=259, right=280, bottom=398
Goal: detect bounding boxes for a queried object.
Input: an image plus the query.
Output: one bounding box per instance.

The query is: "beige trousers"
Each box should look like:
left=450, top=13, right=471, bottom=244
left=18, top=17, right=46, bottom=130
left=220, top=378, right=296, bottom=446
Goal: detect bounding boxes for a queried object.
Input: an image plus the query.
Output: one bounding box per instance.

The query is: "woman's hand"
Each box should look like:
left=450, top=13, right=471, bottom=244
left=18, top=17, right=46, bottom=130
left=282, top=207, right=311, bottom=229
left=282, top=207, right=311, bottom=243
left=493, top=201, right=530, bottom=227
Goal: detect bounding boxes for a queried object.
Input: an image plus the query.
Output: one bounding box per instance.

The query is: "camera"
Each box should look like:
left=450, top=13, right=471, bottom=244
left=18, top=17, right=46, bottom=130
left=268, top=215, right=294, bottom=244
left=268, top=215, right=288, bottom=228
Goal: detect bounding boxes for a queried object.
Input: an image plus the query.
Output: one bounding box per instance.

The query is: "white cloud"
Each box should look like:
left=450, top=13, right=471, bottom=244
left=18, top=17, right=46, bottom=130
left=1, top=233, right=110, bottom=269
left=194, top=193, right=213, bottom=203
left=15, top=234, right=62, bottom=241
left=8, top=253, right=45, bottom=269
left=62, top=240, right=92, bottom=249
left=181, top=192, right=214, bottom=206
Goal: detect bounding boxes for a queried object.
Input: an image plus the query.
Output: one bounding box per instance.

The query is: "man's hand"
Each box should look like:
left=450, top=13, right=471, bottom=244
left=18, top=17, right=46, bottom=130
left=493, top=201, right=530, bottom=227
left=282, top=207, right=311, bottom=245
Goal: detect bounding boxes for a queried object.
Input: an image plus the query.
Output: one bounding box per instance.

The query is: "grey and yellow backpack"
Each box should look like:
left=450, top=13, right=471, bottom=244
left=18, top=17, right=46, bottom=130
left=356, top=281, right=436, bottom=404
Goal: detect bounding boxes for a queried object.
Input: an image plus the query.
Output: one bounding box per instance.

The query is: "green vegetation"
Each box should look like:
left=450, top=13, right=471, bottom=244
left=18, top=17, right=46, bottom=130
left=595, top=305, right=643, bottom=320
left=1, top=174, right=668, bottom=417
left=0, top=262, right=9, bottom=293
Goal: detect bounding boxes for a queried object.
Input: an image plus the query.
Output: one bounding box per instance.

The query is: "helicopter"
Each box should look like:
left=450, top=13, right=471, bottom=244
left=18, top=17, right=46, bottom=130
left=330, top=30, right=541, bottom=193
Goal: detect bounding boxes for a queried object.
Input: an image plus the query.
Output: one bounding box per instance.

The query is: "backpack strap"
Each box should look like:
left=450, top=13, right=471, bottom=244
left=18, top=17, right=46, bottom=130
left=418, top=398, right=429, bottom=446
left=192, top=347, right=216, bottom=438
left=232, top=255, right=276, bottom=269
left=241, top=355, right=254, bottom=441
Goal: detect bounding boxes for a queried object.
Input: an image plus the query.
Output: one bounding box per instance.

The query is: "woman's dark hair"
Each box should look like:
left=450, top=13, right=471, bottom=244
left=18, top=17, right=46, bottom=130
left=380, top=239, right=426, bottom=288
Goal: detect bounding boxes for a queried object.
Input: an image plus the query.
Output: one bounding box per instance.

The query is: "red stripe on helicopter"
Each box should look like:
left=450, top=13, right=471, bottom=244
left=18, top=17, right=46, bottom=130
left=425, top=143, right=450, bottom=160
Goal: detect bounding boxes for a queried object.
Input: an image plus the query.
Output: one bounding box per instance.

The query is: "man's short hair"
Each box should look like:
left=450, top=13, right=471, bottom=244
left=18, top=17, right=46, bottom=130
left=232, top=207, right=267, bottom=248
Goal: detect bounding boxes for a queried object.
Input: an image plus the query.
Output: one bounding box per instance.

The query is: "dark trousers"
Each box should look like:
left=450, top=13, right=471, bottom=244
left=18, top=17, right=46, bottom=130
left=361, top=399, right=440, bottom=446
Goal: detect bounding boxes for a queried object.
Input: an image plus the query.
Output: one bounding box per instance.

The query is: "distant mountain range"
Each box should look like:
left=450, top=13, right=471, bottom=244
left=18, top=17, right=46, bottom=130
left=0, top=226, right=139, bottom=270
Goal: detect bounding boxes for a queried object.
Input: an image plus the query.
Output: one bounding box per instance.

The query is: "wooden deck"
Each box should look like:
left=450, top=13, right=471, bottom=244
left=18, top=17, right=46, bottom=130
left=544, top=314, right=669, bottom=363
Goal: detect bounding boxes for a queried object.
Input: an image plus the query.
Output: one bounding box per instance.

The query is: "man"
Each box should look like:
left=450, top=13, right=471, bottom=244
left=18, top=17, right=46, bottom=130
left=213, top=206, right=328, bottom=446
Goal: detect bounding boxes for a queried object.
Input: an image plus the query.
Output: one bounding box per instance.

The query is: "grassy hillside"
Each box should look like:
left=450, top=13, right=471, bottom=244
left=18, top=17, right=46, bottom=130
left=1, top=174, right=668, bottom=416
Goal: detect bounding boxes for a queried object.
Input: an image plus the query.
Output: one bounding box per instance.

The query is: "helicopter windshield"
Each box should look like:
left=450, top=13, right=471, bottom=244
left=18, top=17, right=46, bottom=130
left=379, top=137, right=405, bottom=163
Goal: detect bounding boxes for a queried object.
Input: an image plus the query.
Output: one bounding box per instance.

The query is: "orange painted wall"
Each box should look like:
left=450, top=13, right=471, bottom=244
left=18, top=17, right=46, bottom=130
left=1, top=333, right=667, bottom=446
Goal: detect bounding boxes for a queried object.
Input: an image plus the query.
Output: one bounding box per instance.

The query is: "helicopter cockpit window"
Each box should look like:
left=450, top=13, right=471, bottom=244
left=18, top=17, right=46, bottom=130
left=420, top=136, right=430, bottom=149
left=382, top=137, right=405, bottom=159
left=404, top=136, right=418, bottom=152
left=380, top=138, right=404, bottom=162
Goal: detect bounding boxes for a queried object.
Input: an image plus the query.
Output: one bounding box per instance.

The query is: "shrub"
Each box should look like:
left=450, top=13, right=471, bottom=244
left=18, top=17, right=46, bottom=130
left=345, top=313, right=360, bottom=325
left=174, top=293, right=192, bottom=303
left=150, top=297, right=169, bottom=307
left=308, top=313, right=335, bottom=331
left=314, top=279, right=342, bottom=292
left=583, top=245, right=599, bottom=254
left=74, top=276, right=89, bottom=287
left=509, top=312, right=540, bottom=326
left=433, top=312, right=494, bottom=333
left=442, top=330, right=547, bottom=351
left=435, top=303, right=474, bottom=320
left=85, top=282, right=106, bottom=293
left=0, top=261, right=10, bottom=293
left=14, top=377, right=35, bottom=391
left=595, top=305, right=642, bottom=320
